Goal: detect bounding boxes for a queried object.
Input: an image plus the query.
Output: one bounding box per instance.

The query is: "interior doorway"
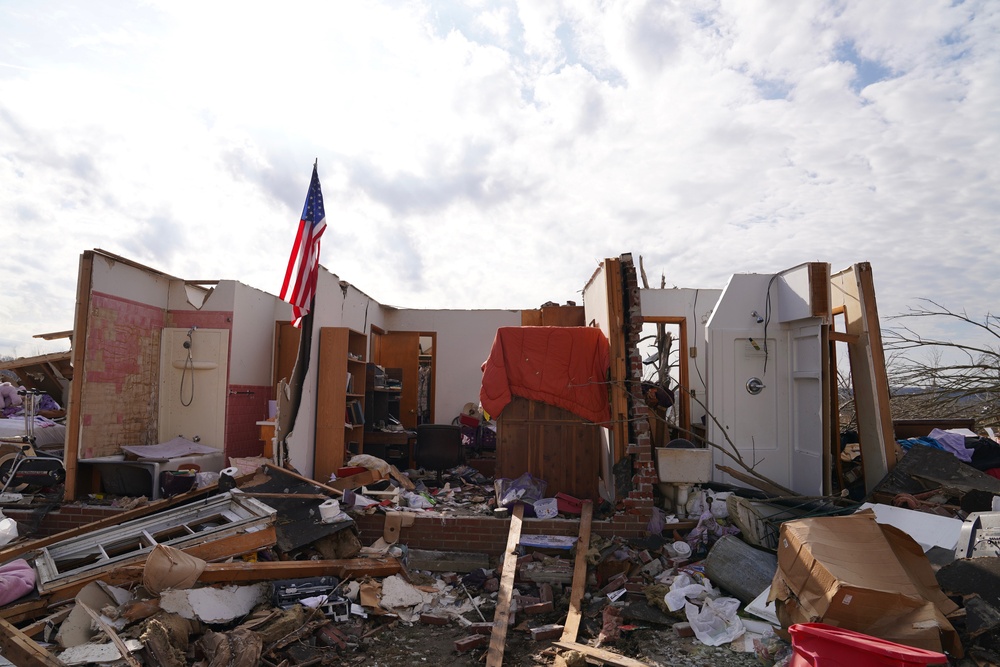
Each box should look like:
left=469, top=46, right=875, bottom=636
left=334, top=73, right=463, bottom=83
left=371, top=330, right=437, bottom=429
left=638, top=318, right=690, bottom=446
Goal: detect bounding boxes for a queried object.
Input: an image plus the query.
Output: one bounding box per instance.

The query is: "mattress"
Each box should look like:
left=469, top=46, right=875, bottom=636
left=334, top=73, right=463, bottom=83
left=0, top=417, right=66, bottom=448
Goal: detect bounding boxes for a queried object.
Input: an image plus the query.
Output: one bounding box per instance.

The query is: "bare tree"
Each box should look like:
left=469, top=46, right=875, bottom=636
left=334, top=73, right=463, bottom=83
left=882, top=299, right=1000, bottom=432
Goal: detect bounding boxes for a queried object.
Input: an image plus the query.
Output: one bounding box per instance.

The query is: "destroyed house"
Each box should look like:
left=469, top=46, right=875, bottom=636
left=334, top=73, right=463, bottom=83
left=4, top=249, right=895, bottom=552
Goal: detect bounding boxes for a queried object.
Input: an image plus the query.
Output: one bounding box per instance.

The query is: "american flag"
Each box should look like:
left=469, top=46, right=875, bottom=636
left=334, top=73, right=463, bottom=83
left=279, top=164, right=327, bottom=327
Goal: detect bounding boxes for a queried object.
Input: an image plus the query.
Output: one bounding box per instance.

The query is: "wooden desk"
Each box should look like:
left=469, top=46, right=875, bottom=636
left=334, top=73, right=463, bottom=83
left=257, top=420, right=276, bottom=458
left=363, top=431, right=416, bottom=469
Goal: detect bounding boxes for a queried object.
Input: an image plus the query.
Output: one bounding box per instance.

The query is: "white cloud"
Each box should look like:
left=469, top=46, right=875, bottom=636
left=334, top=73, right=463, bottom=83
left=0, top=0, right=997, bottom=358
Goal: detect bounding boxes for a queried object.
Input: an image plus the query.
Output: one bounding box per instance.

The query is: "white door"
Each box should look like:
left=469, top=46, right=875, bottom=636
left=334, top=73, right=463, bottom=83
left=158, top=328, right=229, bottom=449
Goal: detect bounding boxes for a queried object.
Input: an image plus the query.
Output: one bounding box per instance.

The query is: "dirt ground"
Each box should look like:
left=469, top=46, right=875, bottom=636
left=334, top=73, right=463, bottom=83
left=343, top=617, right=765, bottom=666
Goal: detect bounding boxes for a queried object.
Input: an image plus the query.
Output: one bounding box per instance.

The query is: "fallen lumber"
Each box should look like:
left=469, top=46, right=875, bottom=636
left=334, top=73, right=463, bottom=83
left=553, top=640, right=651, bottom=667
left=262, top=463, right=347, bottom=495
left=0, top=616, right=66, bottom=666
left=486, top=502, right=524, bottom=667
left=107, top=556, right=403, bottom=585
left=560, top=499, right=593, bottom=643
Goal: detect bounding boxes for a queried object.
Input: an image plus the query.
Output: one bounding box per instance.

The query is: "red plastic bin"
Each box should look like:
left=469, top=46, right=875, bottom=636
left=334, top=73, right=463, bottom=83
left=789, top=623, right=948, bottom=667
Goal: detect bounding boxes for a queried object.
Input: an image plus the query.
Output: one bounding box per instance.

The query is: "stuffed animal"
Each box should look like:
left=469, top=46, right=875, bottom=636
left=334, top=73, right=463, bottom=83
left=0, top=382, right=22, bottom=409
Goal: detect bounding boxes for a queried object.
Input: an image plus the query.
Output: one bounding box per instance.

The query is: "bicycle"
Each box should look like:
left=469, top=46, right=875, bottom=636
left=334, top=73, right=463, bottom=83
left=0, top=389, right=66, bottom=498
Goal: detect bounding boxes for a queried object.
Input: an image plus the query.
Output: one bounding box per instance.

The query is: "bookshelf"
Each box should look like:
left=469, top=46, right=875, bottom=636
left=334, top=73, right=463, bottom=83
left=315, top=327, right=367, bottom=481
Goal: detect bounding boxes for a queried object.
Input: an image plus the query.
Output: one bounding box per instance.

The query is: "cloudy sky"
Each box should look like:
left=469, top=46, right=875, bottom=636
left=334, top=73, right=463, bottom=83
left=1, top=0, right=997, bottom=359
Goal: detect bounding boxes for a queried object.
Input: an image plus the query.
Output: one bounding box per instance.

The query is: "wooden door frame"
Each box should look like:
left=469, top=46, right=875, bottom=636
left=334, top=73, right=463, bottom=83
left=639, top=316, right=690, bottom=436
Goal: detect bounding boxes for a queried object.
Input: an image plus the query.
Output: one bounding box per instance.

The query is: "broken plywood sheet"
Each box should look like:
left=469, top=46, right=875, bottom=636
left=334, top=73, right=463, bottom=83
left=239, top=469, right=356, bottom=552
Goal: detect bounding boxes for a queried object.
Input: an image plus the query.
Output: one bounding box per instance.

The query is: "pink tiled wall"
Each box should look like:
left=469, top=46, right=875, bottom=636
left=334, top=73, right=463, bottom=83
left=81, top=293, right=166, bottom=457
left=226, top=383, right=272, bottom=459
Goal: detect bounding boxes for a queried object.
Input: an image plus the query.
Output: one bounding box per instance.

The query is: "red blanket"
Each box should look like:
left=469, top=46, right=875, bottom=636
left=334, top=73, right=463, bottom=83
left=480, top=327, right=611, bottom=423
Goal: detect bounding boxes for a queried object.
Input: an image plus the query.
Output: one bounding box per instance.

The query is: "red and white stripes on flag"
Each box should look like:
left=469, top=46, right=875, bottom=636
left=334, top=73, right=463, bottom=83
left=279, top=164, right=327, bottom=327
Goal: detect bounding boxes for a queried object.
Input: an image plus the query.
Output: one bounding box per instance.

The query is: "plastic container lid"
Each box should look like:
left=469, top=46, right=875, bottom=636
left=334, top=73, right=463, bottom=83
left=533, top=498, right=558, bottom=519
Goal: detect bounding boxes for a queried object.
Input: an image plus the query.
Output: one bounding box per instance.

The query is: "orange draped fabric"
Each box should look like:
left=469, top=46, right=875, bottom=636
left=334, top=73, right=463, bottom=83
left=480, top=326, right=611, bottom=424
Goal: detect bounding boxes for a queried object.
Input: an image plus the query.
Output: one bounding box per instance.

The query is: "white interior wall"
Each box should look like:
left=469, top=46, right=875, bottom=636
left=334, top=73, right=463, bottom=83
left=229, top=283, right=281, bottom=386
left=582, top=262, right=616, bottom=502
left=385, top=308, right=522, bottom=421
left=287, top=270, right=379, bottom=475
left=705, top=265, right=827, bottom=496
left=91, top=255, right=170, bottom=308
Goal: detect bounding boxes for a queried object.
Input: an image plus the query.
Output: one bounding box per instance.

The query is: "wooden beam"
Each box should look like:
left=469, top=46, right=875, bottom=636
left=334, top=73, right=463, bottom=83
left=63, top=251, right=94, bottom=501
left=79, top=602, right=141, bottom=667
left=262, top=463, right=346, bottom=495
left=486, top=503, right=524, bottom=667
left=106, top=556, right=403, bottom=585
left=20, top=606, right=73, bottom=638
left=554, top=641, right=651, bottom=667
left=0, top=616, right=66, bottom=667
left=560, top=500, right=593, bottom=643
left=714, top=465, right=796, bottom=497
left=829, top=331, right=859, bottom=344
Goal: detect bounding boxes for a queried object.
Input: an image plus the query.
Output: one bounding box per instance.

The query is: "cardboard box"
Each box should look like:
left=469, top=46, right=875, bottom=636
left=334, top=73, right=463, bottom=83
left=769, top=510, right=962, bottom=656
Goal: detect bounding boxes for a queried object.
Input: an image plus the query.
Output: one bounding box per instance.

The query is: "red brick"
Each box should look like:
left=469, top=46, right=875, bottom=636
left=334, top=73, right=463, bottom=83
left=455, top=634, right=489, bottom=653
left=420, top=613, right=450, bottom=626
left=529, top=624, right=564, bottom=641
left=524, top=601, right=554, bottom=615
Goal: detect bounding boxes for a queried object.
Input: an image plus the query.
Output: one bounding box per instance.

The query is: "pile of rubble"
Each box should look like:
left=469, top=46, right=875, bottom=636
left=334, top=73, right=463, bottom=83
left=6, top=427, right=1000, bottom=666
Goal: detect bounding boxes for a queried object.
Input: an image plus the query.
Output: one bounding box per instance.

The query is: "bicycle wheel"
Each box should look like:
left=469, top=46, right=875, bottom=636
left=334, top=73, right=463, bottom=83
left=0, top=452, right=27, bottom=492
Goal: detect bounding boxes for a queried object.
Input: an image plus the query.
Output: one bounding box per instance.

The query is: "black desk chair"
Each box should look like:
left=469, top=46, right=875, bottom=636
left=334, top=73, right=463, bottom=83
left=415, top=424, right=463, bottom=485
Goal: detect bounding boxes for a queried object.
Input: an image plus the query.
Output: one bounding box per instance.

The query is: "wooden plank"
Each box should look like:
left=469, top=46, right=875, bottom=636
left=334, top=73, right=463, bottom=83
left=63, top=250, right=94, bottom=501
left=407, top=549, right=489, bottom=573
left=262, top=463, right=345, bottom=496
left=79, top=602, right=141, bottom=667
left=0, top=598, right=49, bottom=623
left=486, top=503, right=524, bottom=667
left=560, top=500, right=594, bottom=643
left=20, top=606, right=73, bottom=638
left=715, top=465, right=796, bottom=498
left=0, top=616, right=66, bottom=667
left=105, top=556, right=403, bottom=585
left=554, top=641, right=651, bottom=667
left=326, top=468, right=383, bottom=492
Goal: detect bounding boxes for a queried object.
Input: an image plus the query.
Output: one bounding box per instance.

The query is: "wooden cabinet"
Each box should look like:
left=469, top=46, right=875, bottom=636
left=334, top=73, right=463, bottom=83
left=497, top=396, right=601, bottom=501
left=315, top=327, right=367, bottom=482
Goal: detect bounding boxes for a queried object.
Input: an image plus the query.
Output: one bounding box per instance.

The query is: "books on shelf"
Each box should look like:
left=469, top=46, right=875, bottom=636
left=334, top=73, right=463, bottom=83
left=346, top=399, right=365, bottom=426
left=346, top=371, right=354, bottom=393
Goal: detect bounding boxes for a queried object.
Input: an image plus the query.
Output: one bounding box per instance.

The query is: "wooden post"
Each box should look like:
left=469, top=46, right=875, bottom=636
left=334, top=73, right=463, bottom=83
left=560, top=500, right=593, bottom=643
left=0, top=616, right=66, bottom=666
left=485, top=503, right=524, bottom=667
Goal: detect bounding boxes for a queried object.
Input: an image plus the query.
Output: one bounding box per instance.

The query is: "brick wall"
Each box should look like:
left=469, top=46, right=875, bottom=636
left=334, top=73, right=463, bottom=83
left=355, top=511, right=652, bottom=556
left=620, top=254, right=656, bottom=521
left=5, top=504, right=129, bottom=539
left=81, top=293, right=165, bottom=458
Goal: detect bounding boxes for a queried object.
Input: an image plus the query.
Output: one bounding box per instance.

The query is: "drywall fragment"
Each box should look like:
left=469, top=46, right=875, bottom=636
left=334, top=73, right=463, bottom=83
left=57, top=581, right=121, bottom=648
left=160, top=583, right=267, bottom=623
left=59, top=640, right=143, bottom=665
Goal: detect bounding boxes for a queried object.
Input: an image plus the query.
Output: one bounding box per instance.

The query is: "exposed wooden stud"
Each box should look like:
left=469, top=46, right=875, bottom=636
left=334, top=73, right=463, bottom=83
left=485, top=503, right=524, bottom=667
left=554, top=640, right=651, bottom=667
left=0, top=616, right=66, bottom=666
left=560, top=500, right=593, bottom=643
left=79, top=602, right=141, bottom=667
